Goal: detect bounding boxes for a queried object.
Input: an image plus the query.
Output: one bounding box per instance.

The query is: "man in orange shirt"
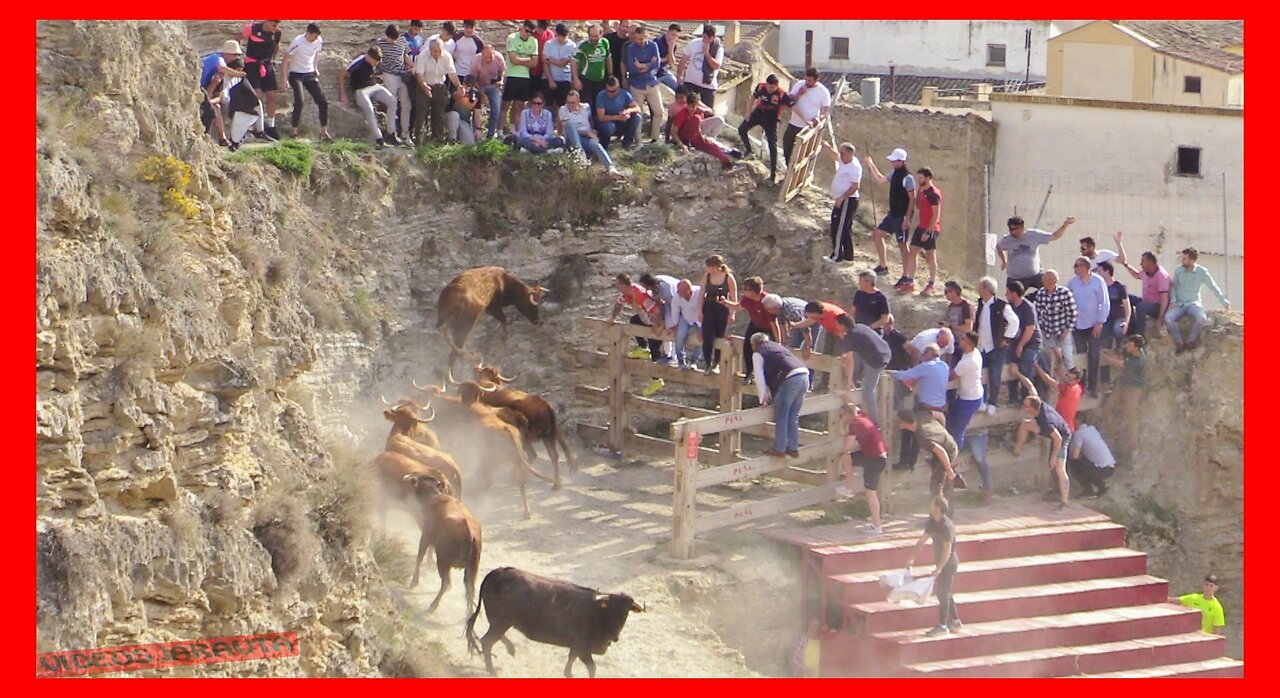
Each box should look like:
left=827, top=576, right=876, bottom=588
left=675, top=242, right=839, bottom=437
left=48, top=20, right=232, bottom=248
left=790, top=301, right=847, bottom=391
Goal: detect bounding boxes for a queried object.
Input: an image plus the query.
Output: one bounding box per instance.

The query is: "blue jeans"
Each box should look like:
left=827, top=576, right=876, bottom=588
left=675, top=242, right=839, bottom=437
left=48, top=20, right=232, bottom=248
left=1165, top=303, right=1207, bottom=343
left=481, top=85, right=502, bottom=138
left=967, top=430, right=991, bottom=490
left=772, top=372, right=808, bottom=452
left=516, top=135, right=565, bottom=153
left=860, top=360, right=885, bottom=426
left=947, top=398, right=982, bottom=450
left=673, top=317, right=700, bottom=367
left=657, top=71, right=679, bottom=91
left=563, top=126, right=614, bottom=167
left=981, top=346, right=1008, bottom=407
left=597, top=113, right=641, bottom=149
left=1073, top=328, right=1104, bottom=393
left=1014, top=347, right=1040, bottom=403
left=1134, top=300, right=1161, bottom=336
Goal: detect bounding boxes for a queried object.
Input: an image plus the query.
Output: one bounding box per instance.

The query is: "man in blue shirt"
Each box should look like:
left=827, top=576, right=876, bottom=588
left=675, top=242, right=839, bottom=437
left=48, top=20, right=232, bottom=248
left=890, top=343, right=950, bottom=471
left=541, top=23, right=577, bottom=113
left=200, top=40, right=247, bottom=146
left=623, top=25, right=665, bottom=143
left=1166, top=247, right=1231, bottom=353
left=653, top=23, right=681, bottom=91
left=1067, top=256, right=1110, bottom=398
left=595, top=77, right=642, bottom=150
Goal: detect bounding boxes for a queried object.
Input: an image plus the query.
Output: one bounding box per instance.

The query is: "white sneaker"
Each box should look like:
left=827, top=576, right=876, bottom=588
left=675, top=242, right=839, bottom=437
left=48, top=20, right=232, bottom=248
left=834, top=484, right=853, bottom=498
left=861, top=523, right=883, bottom=535
left=985, top=404, right=997, bottom=416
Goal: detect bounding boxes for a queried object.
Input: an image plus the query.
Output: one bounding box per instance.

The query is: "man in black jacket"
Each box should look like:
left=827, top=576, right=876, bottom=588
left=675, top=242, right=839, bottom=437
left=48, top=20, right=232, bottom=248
left=973, top=276, right=1021, bottom=414
left=750, top=333, right=809, bottom=459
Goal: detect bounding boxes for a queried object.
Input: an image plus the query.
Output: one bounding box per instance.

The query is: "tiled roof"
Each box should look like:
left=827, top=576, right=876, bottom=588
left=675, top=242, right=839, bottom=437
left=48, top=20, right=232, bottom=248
left=803, top=70, right=1044, bottom=105
left=633, top=20, right=779, bottom=44
left=1118, top=20, right=1243, bottom=74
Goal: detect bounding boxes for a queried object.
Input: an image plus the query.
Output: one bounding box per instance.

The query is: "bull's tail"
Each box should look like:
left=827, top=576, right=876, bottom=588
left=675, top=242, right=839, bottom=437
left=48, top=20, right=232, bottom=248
left=465, top=570, right=490, bottom=656
left=555, top=427, right=577, bottom=473
left=521, top=455, right=555, bottom=484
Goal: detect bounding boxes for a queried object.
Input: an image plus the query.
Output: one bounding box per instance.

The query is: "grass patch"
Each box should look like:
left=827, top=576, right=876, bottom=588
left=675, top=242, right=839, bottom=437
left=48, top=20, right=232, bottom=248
left=416, top=138, right=509, bottom=168
left=369, top=533, right=415, bottom=585
left=229, top=139, right=315, bottom=178
left=317, top=139, right=373, bottom=180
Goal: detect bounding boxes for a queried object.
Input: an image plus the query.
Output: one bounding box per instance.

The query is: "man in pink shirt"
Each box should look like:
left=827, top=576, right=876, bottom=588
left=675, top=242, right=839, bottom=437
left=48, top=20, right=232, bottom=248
left=1118, top=233, right=1171, bottom=337
left=835, top=403, right=887, bottom=535
left=608, top=272, right=665, bottom=361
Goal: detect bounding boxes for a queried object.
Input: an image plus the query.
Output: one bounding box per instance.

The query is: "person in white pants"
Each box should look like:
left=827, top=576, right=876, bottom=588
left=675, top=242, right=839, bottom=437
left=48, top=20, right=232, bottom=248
left=340, top=47, right=399, bottom=147
left=444, top=84, right=480, bottom=144
left=226, top=69, right=264, bottom=150
left=376, top=24, right=413, bottom=145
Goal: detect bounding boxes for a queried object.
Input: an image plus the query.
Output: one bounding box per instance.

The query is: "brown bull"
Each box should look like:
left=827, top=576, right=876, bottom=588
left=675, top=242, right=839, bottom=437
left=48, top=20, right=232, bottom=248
left=381, top=398, right=464, bottom=500
left=455, top=366, right=576, bottom=488
left=362, top=451, right=455, bottom=532
left=436, top=267, right=546, bottom=375
left=380, top=396, right=443, bottom=450
left=414, top=380, right=553, bottom=519
left=402, top=472, right=482, bottom=616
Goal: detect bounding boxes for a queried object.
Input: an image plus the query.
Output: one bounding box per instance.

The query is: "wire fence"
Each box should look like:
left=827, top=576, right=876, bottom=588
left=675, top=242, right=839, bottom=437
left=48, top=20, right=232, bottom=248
left=988, top=169, right=1242, bottom=312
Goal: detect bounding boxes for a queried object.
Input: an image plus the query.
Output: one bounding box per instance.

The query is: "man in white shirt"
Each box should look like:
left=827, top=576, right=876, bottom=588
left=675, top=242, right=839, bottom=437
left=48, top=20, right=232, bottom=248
left=973, top=276, right=1020, bottom=414
left=281, top=23, right=329, bottom=140
left=414, top=38, right=460, bottom=143
left=907, top=327, right=954, bottom=363
left=825, top=141, right=862, bottom=262
left=1079, top=233, right=1123, bottom=270
left=783, top=67, right=831, bottom=167
left=668, top=279, right=703, bottom=369
left=676, top=24, right=724, bottom=108
left=1066, top=421, right=1116, bottom=498
left=452, top=20, right=484, bottom=83
left=946, top=330, right=985, bottom=461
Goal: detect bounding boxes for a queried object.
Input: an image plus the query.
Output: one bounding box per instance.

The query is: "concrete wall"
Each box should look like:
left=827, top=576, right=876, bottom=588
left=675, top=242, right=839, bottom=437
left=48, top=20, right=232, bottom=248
left=990, top=94, right=1244, bottom=310
left=818, top=105, right=996, bottom=280
left=778, top=20, right=1075, bottom=80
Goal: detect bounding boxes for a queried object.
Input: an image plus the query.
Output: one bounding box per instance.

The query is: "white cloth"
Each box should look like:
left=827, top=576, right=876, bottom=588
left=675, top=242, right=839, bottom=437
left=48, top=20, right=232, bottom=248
left=1089, top=249, right=1119, bottom=269
left=285, top=34, right=322, bottom=74
left=682, top=39, right=724, bottom=88
left=670, top=285, right=703, bottom=326
left=789, top=81, right=832, bottom=128
left=976, top=298, right=1020, bottom=353
left=830, top=157, right=863, bottom=199
left=953, top=349, right=984, bottom=401
left=230, top=107, right=263, bottom=143
left=911, top=328, right=955, bottom=357
left=882, top=568, right=937, bottom=603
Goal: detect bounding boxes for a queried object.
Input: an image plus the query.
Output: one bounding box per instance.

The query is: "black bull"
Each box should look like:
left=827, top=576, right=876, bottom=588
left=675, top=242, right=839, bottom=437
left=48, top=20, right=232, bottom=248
left=465, top=567, right=644, bottom=678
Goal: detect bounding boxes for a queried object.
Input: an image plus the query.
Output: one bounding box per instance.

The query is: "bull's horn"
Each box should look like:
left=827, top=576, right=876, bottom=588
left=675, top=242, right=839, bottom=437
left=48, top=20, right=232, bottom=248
left=632, top=600, right=645, bottom=613
left=446, top=367, right=461, bottom=385
left=418, top=406, right=435, bottom=423
left=497, top=370, right=520, bottom=383
left=478, top=381, right=498, bottom=393
left=411, top=378, right=432, bottom=391
left=381, top=394, right=394, bottom=406
left=595, top=593, right=609, bottom=602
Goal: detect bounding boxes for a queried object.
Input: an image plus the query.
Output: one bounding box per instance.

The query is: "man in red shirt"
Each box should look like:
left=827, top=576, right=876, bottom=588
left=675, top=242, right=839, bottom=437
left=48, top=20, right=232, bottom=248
left=903, top=166, right=943, bottom=297
left=721, top=277, right=781, bottom=384
left=672, top=92, right=734, bottom=172
left=1035, top=365, right=1084, bottom=430
left=836, top=403, right=887, bottom=534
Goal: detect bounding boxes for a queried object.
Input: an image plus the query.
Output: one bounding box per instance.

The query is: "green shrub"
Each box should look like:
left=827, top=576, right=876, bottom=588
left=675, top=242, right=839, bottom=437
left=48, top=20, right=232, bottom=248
left=416, top=138, right=509, bottom=168
left=229, top=139, right=314, bottom=178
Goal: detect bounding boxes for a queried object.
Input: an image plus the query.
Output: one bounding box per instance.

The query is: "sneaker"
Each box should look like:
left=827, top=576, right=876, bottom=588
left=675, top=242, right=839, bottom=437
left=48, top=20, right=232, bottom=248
left=892, top=276, right=908, bottom=289
left=896, top=282, right=916, bottom=295
left=786, top=450, right=800, bottom=458
left=375, top=139, right=386, bottom=149
left=264, top=125, right=282, bottom=140
left=947, top=620, right=963, bottom=632
left=861, top=523, right=883, bottom=535
left=762, top=448, right=786, bottom=458
left=627, top=347, right=651, bottom=360
left=874, top=265, right=890, bottom=275
left=919, top=282, right=937, bottom=296
left=924, top=625, right=950, bottom=637
left=710, top=365, right=721, bottom=375
left=253, top=130, right=277, bottom=142
left=640, top=378, right=665, bottom=396
left=985, top=404, right=997, bottom=416
left=227, top=140, right=241, bottom=152
left=834, top=484, right=853, bottom=498
left=385, top=132, right=401, bottom=147
left=400, top=135, right=416, bottom=148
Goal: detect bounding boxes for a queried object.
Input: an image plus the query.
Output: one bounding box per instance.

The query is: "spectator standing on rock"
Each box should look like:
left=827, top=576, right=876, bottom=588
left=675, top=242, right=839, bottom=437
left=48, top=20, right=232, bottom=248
left=1005, top=280, right=1042, bottom=406
left=501, top=21, right=539, bottom=139
left=1100, top=334, right=1146, bottom=466
left=603, top=20, right=631, bottom=85
left=512, top=94, right=564, bottom=153
left=834, top=315, right=890, bottom=425
left=851, top=270, right=890, bottom=333
left=542, top=23, right=578, bottom=113
left=653, top=24, right=681, bottom=92
left=1066, top=421, right=1115, bottom=499
left=622, top=25, right=664, bottom=143
left=282, top=23, right=330, bottom=141
left=720, top=277, right=780, bottom=383
left=1035, top=270, right=1078, bottom=378
left=973, top=276, right=1019, bottom=414
left=738, top=74, right=794, bottom=183
left=699, top=256, right=737, bottom=375
left=200, top=40, right=247, bottom=146
left=903, top=167, right=943, bottom=296
left=783, top=68, right=831, bottom=167
left=595, top=77, right=642, bottom=150
left=941, top=281, right=974, bottom=347
left=415, top=38, right=460, bottom=144
left=340, top=47, right=397, bottom=149
left=471, top=44, right=506, bottom=139
left=530, top=20, right=555, bottom=106
left=835, top=403, right=887, bottom=535
left=669, top=279, right=703, bottom=370
left=823, top=142, right=861, bottom=263
left=452, top=21, right=484, bottom=86
left=558, top=89, right=614, bottom=170
left=1116, top=234, right=1171, bottom=338
left=574, top=24, right=612, bottom=121
left=1178, top=574, right=1226, bottom=636
left=241, top=19, right=284, bottom=140
left=1166, top=247, right=1231, bottom=354
left=753, top=331, right=810, bottom=459
left=908, top=495, right=963, bottom=637
left=403, top=21, right=426, bottom=135
left=997, top=215, right=1078, bottom=292
left=1097, top=261, right=1132, bottom=349
left=677, top=25, right=724, bottom=108
left=1011, top=395, right=1072, bottom=510
left=1068, top=256, right=1110, bottom=398
left=947, top=331, right=984, bottom=456
left=864, top=148, right=915, bottom=280
left=376, top=25, right=414, bottom=147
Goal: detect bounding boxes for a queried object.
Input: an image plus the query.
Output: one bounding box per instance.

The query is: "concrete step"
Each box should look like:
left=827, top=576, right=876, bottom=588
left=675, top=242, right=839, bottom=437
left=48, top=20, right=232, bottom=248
left=904, top=632, right=1225, bottom=677
left=832, top=547, right=1149, bottom=606
left=849, top=575, right=1168, bottom=636
left=1077, top=657, right=1244, bottom=678
left=810, top=521, right=1127, bottom=577
left=871, top=603, right=1203, bottom=667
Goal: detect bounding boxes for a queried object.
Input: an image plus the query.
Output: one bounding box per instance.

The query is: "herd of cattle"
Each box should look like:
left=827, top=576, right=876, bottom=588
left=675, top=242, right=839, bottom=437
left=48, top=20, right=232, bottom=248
left=363, top=266, right=643, bottom=678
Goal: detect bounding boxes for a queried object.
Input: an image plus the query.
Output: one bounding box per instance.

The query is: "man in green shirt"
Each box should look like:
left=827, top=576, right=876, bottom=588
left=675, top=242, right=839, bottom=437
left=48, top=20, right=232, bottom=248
left=502, top=20, right=539, bottom=136
left=1100, top=334, right=1146, bottom=467
left=1166, top=247, right=1231, bottom=353
left=1178, top=573, right=1226, bottom=635
left=574, top=23, right=611, bottom=117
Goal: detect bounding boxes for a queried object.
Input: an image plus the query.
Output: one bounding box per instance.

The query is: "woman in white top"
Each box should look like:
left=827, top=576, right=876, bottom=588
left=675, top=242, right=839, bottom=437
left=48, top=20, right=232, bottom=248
left=947, top=330, right=985, bottom=453
left=281, top=23, right=330, bottom=140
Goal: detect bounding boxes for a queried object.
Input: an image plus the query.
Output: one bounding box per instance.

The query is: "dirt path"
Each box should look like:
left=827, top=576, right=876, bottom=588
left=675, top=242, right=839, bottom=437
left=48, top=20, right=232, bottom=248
left=379, top=449, right=770, bottom=678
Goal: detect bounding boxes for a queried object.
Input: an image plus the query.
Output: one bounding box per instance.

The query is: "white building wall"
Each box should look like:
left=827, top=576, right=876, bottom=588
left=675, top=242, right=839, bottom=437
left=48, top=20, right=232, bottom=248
left=989, top=97, right=1244, bottom=311
left=778, top=20, right=1082, bottom=79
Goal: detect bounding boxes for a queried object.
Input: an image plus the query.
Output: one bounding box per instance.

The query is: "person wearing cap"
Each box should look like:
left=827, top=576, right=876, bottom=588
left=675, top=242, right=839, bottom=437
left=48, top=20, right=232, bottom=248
left=653, top=23, right=681, bottom=92
left=783, top=67, right=831, bottom=167
left=224, top=57, right=264, bottom=151
left=751, top=332, right=809, bottom=459
left=719, top=276, right=780, bottom=384
left=623, top=25, right=665, bottom=143
left=542, top=23, right=578, bottom=113
left=415, top=37, right=460, bottom=144
left=823, top=141, right=862, bottom=263
left=738, top=74, right=795, bottom=183
left=677, top=25, right=724, bottom=108
left=241, top=20, right=284, bottom=141
left=375, top=25, right=413, bottom=147
left=1177, top=574, right=1226, bottom=635
left=1079, top=231, right=1123, bottom=270
left=834, top=314, right=890, bottom=426
left=200, top=40, right=247, bottom=146
left=340, top=47, right=397, bottom=149
left=281, top=23, right=330, bottom=141
left=997, top=215, right=1078, bottom=292
left=1166, top=247, right=1231, bottom=353
left=864, top=148, right=916, bottom=279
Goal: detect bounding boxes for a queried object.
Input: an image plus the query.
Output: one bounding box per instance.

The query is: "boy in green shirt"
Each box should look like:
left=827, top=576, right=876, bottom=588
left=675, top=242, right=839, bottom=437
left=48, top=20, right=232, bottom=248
left=1178, top=573, right=1226, bottom=635
left=574, top=23, right=611, bottom=115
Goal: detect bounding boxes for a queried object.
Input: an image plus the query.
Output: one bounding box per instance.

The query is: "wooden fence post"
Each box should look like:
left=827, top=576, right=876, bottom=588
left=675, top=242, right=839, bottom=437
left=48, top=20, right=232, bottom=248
left=671, top=420, right=698, bottom=559
left=718, top=338, right=741, bottom=462
left=825, top=358, right=849, bottom=484
left=607, top=322, right=628, bottom=453
left=878, top=372, right=896, bottom=516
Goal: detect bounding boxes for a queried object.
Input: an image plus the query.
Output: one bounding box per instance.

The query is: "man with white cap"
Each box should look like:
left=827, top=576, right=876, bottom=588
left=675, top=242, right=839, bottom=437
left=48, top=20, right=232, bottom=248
left=864, top=147, right=916, bottom=279
left=200, top=39, right=247, bottom=146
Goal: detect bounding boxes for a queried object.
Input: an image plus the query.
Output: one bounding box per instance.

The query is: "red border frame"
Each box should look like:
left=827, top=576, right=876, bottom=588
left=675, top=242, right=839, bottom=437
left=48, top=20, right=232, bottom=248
left=25, top=5, right=1261, bottom=691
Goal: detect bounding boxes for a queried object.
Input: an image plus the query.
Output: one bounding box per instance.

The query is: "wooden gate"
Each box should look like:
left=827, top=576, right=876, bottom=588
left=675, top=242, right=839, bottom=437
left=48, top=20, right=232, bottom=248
left=778, top=115, right=830, bottom=203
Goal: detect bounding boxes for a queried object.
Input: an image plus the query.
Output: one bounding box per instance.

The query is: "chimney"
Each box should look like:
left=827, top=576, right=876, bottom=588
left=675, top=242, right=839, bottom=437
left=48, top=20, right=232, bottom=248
left=725, top=21, right=741, bottom=48
left=974, top=83, right=993, bottom=101
left=921, top=86, right=938, bottom=107
left=804, top=30, right=814, bottom=72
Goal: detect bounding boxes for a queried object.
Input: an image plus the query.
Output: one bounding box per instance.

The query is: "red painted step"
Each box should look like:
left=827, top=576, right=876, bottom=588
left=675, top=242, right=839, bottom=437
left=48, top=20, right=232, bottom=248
left=872, top=603, right=1203, bottom=667
left=903, top=632, right=1226, bottom=677
left=810, top=521, right=1127, bottom=577
left=849, top=575, right=1169, bottom=636
left=833, top=547, right=1148, bottom=606
left=1078, top=657, right=1244, bottom=678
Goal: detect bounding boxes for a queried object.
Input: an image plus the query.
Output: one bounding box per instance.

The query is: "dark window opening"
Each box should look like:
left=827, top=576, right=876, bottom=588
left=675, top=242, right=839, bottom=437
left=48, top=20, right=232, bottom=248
left=987, top=44, right=1007, bottom=67
left=1176, top=147, right=1201, bottom=177
left=830, top=37, right=849, bottom=60
left=1184, top=76, right=1202, bottom=93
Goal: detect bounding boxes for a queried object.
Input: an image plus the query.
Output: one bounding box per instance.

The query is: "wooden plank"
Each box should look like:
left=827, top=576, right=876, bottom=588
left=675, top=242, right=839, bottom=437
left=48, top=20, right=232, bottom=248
left=575, top=349, right=610, bottom=368
left=826, top=355, right=850, bottom=484
left=671, top=423, right=698, bottom=559
left=695, top=482, right=839, bottom=534
left=628, top=359, right=723, bottom=388
left=696, top=439, right=843, bottom=488
left=607, top=322, right=627, bottom=451
left=628, top=394, right=717, bottom=421
left=679, top=390, right=854, bottom=436
left=774, top=468, right=832, bottom=487
left=577, top=422, right=723, bottom=462
left=582, top=316, right=732, bottom=352
left=964, top=396, right=1101, bottom=430
left=719, top=332, right=742, bottom=461
left=575, top=384, right=610, bottom=405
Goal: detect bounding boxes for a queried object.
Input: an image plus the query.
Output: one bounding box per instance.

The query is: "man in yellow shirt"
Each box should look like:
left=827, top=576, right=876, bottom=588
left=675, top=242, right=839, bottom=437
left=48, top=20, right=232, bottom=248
left=1178, top=573, right=1225, bottom=635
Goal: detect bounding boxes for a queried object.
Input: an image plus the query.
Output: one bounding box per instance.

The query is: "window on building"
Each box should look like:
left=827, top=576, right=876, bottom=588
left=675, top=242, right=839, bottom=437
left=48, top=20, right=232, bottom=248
left=830, top=37, right=849, bottom=60
left=987, top=44, right=1007, bottom=67
left=1184, top=76, right=1202, bottom=93
left=1176, top=147, right=1202, bottom=177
